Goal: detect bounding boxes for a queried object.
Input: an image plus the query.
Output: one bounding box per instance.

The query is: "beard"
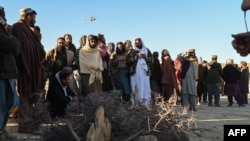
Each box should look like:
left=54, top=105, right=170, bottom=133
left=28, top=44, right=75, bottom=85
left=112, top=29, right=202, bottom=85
left=136, top=44, right=142, bottom=49
left=188, top=52, right=196, bottom=58
left=90, top=44, right=97, bottom=48
left=116, top=48, right=124, bottom=55
left=189, top=55, right=195, bottom=58
left=29, top=19, right=36, bottom=27
left=30, top=22, right=34, bottom=27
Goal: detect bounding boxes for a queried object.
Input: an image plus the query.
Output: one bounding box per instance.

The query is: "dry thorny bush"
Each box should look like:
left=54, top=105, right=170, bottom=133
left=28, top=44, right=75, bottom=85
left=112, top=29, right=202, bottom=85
left=31, top=90, right=197, bottom=141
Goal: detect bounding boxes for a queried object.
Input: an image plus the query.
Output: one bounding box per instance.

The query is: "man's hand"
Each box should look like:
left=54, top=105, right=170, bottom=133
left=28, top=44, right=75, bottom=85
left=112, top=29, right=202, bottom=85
left=137, top=53, right=146, bottom=58
left=73, top=96, right=79, bottom=103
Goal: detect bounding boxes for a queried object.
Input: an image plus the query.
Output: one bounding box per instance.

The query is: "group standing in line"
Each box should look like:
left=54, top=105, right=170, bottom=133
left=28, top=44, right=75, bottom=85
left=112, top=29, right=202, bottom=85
left=0, top=6, right=249, bottom=140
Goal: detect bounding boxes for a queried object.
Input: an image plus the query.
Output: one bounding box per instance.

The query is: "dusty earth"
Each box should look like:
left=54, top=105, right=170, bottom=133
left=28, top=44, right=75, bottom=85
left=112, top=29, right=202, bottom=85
left=187, top=94, right=250, bottom=141
left=4, top=94, right=250, bottom=141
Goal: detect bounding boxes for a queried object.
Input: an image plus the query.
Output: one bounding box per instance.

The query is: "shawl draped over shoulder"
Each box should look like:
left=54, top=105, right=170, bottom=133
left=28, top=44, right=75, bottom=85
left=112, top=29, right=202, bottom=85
left=79, top=36, right=103, bottom=85
left=11, top=19, right=46, bottom=94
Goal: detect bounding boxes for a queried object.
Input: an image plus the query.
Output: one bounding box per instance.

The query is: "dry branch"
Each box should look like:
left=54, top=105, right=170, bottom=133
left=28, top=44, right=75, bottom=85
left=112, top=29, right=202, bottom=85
left=67, top=124, right=81, bottom=141
left=124, top=129, right=145, bottom=141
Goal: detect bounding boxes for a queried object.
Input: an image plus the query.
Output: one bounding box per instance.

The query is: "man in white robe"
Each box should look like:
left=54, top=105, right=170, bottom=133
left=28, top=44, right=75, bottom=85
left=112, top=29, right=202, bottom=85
left=127, top=37, right=153, bottom=108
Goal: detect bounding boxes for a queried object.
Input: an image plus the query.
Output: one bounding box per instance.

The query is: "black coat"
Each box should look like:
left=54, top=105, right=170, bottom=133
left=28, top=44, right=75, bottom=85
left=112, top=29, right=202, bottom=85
left=0, top=24, right=20, bottom=79
left=239, top=67, right=249, bottom=93
left=222, top=64, right=241, bottom=84
left=47, top=75, right=76, bottom=116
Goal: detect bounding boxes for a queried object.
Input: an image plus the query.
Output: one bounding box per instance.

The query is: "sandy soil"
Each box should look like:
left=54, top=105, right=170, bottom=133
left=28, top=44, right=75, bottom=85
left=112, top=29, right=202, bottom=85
left=187, top=94, right=250, bottom=141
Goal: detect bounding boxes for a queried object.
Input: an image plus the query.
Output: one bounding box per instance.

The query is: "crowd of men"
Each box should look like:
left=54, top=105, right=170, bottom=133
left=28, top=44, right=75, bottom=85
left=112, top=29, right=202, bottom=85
left=0, top=6, right=249, bottom=140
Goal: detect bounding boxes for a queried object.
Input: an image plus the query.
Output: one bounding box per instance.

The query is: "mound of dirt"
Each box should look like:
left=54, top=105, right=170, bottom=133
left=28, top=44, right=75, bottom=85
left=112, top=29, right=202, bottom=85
left=40, top=91, right=193, bottom=141
left=7, top=92, right=248, bottom=141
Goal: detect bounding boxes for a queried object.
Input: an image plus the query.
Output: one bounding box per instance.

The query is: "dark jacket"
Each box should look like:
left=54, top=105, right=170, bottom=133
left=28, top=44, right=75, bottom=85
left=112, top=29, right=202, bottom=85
left=45, top=48, right=68, bottom=77
left=176, top=53, right=199, bottom=80
left=198, top=63, right=208, bottom=82
left=239, top=67, right=249, bottom=93
left=222, top=64, right=241, bottom=84
left=126, top=48, right=153, bottom=76
left=151, top=57, right=162, bottom=82
left=206, top=61, right=222, bottom=83
left=0, top=24, right=20, bottom=79
left=47, top=72, right=76, bottom=116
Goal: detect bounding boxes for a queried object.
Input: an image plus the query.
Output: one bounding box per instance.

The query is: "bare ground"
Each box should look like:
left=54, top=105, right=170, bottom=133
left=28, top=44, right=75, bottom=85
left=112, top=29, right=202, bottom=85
left=187, top=94, right=250, bottom=141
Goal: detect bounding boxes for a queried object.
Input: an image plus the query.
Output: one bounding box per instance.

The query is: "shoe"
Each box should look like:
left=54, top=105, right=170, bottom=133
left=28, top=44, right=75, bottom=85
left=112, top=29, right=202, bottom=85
left=228, top=103, right=233, bottom=107
left=146, top=105, right=152, bottom=111
left=208, top=103, right=213, bottom=106
left=139, top=100, right=144, bottom=107
left=182, top=108, right=188, bottom=115
left=128, top=100, right=134, bottom=109
left=0, top=129, right=13, bottom=140
left=239, top=104, right=246, bottom=107
left=197, top=102, right=200, bottom=105
left=189, top=107, right=197, bottom=111
left=214, top=104, right=221, bottom=107
left=0, top=130, right=6, bottom=140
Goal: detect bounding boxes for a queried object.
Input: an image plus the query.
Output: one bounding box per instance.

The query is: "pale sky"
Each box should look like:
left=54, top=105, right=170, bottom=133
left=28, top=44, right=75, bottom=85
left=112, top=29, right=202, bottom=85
left=2, top=0, right=250, bottom=64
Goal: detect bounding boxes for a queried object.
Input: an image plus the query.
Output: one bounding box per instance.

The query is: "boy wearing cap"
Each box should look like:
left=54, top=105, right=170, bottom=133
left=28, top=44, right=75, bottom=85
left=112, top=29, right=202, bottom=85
left=11, top=7, right=46, bottom=133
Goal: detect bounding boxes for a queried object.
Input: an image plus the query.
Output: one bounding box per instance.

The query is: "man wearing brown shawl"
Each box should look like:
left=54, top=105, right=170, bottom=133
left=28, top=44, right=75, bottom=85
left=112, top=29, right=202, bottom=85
left=11, top=8, right=46, bottom=133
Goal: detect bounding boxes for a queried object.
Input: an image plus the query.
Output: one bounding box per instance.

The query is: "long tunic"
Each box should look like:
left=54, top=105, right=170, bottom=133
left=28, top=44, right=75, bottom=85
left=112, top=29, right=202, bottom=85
left=181, top=62, right=197, bottom=95
left=128, top=43, right=152, bottom=107
left=177, top=54, right=199, bottom=96
left=161, top=57, right=178, bottom=100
